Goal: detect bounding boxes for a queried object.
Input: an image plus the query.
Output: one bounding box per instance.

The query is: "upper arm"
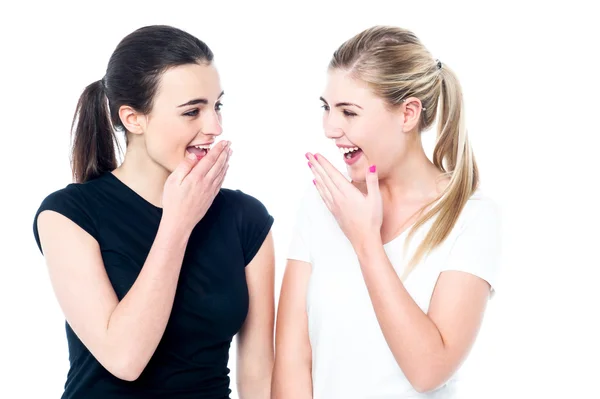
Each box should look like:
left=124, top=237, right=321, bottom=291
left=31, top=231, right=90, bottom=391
left=272, top=188, right=314, bottom=397
left=37, top=210, right=120, bottom=369
left=274, top=188, right=313, bottom=365
left=237, top=230, right=275, bottom=361
left=232, top=191, right=276, bottom=388
left=427, top=270, right=490, bottom=370
left=427, top=199, right=501, bottom=373
left=274, top=259, right=313, bottom=371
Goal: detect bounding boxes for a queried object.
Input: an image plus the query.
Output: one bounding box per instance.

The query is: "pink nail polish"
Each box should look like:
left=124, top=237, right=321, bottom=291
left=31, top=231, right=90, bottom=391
left=305, top=153, right=310, bottom=160
left=369, top=165, right=376, bottom=173
left=313, top=179, right=316, bottom=185
left=315, top=154, right=319, bottom=160
left=308, top=162, right=312, bottom=168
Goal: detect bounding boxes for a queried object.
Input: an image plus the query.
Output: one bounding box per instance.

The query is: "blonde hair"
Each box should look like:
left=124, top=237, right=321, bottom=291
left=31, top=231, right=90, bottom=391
left=330, top=26, right=479, bottom=279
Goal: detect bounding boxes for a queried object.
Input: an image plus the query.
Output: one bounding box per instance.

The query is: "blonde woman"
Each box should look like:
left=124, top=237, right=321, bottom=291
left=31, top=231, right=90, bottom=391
left=272, top=26, right=501, bottom=398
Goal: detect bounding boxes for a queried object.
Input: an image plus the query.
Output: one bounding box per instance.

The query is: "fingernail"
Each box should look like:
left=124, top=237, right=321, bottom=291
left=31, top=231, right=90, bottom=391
left=313, top=179, right=316, bottom=185
left=369, top=165, right=376, bottom=173
left=315, top=154, right=319, bottom=160
left=305, top=152, right=310, bottom=160
left=187, top=152, right=196, bottom=160
left=308, top=162, right=312, bottom=168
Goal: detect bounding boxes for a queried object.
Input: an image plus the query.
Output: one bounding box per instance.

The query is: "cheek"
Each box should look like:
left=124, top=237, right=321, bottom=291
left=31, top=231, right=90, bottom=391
left=146, top=117, right=195, bottom=164
left=358, top=122, right=403, bottom=161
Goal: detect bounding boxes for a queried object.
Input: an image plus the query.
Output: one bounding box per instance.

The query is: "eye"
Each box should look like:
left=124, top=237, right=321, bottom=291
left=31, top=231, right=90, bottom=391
left=183, top=109, right=199, bottom=117
left=321, top=104, right=330, bottom=111
left=215, top=102, right=223, bottom=112
left=343, top=110, right=357, bottom=117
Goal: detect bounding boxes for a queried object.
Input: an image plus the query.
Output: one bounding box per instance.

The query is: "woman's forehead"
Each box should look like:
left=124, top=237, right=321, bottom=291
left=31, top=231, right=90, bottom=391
left=155, top=63, right=222, bottom=105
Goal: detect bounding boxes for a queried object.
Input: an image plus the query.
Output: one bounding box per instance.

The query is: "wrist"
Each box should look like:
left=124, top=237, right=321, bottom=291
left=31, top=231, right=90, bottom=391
left=353, top=231, right=384, bottom=260
left=158, top=214, right=192, bottom=246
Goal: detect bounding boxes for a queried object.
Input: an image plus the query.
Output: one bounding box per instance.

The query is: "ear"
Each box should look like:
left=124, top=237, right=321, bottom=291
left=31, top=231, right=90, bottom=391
left=400, top=97, right=426, bottom=132
left=118, top=105, right=146, bottom=135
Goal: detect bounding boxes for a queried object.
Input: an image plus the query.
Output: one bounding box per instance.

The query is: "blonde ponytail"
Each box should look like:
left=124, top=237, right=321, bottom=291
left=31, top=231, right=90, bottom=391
left=401, top=64, right=478, bottom=279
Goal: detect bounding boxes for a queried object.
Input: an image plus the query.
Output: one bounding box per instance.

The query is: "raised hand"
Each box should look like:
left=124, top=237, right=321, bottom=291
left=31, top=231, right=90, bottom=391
left=162, top=140, right=232, bottom=233
left=307, top=152, right=383, bottom=249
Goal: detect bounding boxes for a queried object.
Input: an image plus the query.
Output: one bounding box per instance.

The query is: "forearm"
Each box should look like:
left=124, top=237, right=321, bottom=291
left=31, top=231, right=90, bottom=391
left=237, top=361, right=273, bottom=399
left=271, top=360, right=313, bottom=399
left=355, top=238, right=448, bottom=390
left=237, top=340, right=274, bottom=399
left=105, top=218, right=190, bottom=378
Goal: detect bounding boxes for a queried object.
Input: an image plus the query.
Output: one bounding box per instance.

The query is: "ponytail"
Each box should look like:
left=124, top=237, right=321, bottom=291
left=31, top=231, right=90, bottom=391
left=401, top=64, right=479, bottom=280
left=70, top=79, right=118, bottom=183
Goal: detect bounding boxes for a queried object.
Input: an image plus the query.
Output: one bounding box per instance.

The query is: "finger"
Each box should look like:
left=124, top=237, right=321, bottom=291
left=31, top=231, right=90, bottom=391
left=188, top=140, right=230, bottom=179
left=173, top=152, right=200, bottom=183
left=313, top=176, right=334, bottom=212
left=310, top=153, right=349, bottom=190
left=205, top=145, right=231, bottom=184
left=365, top=164, right=380, bottom=199
left=211, top=163, right=230, bottom=193
left=306, top=153, right=344, bottom=197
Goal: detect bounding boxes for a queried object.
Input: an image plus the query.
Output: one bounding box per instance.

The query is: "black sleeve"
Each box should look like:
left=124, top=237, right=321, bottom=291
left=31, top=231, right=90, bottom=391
left=33, top=184, right=99, bottom=254
left=233, top=190, right=274, bottom=266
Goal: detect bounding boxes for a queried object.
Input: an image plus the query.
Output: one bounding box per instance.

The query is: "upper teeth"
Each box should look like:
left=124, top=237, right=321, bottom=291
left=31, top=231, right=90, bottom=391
left=339, top=146, right=360, bottom=154
left=194, top=145, right=211, bottom=150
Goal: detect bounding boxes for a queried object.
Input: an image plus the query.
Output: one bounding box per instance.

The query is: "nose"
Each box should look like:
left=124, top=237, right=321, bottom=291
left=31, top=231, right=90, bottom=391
left=323, top=113, right=344, bottom=139
left=202, top=109, right=223, bottom=137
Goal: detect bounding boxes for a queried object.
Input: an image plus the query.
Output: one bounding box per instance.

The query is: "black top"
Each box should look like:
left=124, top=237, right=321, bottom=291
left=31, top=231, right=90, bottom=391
left=32, top=172, right=274, bottom=399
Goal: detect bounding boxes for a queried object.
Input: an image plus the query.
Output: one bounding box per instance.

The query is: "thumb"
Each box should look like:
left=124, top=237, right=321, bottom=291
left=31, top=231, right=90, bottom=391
left=173, top=152, right=199, bottom=182
left=366, top=164, right=380, bottom=199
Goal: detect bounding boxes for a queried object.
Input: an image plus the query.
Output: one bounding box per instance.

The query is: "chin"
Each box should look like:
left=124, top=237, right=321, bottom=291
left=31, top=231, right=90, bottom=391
left=347, top=166, right=367, bottom=183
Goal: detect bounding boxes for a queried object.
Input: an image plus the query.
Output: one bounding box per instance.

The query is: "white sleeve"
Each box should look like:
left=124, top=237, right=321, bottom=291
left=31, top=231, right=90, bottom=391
left=442, top=198, right=502, bottom=294
left=287, top=187, right=313, bottom=263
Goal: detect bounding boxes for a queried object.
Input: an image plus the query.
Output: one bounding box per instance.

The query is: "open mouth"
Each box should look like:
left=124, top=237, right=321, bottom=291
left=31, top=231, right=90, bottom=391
left=187, top=144, right=211, bottom=158
left=339, top=146, right=363, bottom=160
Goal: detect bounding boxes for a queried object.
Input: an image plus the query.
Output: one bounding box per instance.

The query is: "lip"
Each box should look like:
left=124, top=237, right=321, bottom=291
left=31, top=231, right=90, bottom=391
left=343, top=149, right=363, bottom=166
left=187, top=143, right=214, bottom=152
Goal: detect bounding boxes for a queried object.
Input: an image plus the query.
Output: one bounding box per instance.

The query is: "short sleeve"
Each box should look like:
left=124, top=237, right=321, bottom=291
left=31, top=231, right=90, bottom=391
left=233, top=190, right=274, bottom=266
left=287, top=187, right=313, bottom=263
left=33, top=185, right=98, bottom=254
left=442, top=198, right=502, bottom=294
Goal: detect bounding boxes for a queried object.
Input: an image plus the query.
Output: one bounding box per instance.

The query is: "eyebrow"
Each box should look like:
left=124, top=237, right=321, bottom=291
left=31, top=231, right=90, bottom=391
left=319, top=96, right=363, bottom=110
left=178, top=91, right=225, bottom=107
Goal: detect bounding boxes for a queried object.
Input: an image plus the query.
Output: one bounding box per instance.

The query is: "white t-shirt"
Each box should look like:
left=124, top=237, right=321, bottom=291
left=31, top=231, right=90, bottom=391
left=287, top=185, right=502, bottom=399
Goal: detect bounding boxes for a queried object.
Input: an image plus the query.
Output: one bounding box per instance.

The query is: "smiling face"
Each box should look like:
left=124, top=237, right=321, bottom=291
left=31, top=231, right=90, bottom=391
left=122, top=62, right=224, bottom=173
left=321, top=69, right=409, bottom=182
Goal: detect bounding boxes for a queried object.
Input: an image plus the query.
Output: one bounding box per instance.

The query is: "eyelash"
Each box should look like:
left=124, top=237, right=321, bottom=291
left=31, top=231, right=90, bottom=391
left=183, top=102, right=224, bottom=117
left=184, top=109, right=199, bottom=117
left=321, top=104, right=356, bottom=117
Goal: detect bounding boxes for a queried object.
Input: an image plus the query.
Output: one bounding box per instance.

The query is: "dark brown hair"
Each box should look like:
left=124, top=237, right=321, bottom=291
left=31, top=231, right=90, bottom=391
left=70, top=25, right=214, bottom=183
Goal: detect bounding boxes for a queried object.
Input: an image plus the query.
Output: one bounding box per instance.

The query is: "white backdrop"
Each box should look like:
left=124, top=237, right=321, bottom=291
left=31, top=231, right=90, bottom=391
left=0, top=1, right=598, bottom=398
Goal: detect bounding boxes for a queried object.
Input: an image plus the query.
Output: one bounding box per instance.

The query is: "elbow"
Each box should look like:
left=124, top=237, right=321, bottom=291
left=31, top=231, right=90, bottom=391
left=413, top=381, right=440, bottom=394
left=112, top=368, right=142, bottom=383
left=408, top=369, right=448, bottom=394
left=104, top=354, right=146, bottom=382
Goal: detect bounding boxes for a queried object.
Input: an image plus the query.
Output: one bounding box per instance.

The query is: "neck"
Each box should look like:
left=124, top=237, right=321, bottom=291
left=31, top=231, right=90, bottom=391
left=363, top=132, right=448, bottom=207
left=112, top=144, right=170, bottom=208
